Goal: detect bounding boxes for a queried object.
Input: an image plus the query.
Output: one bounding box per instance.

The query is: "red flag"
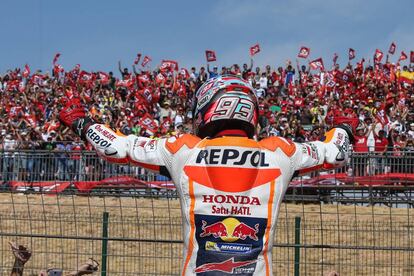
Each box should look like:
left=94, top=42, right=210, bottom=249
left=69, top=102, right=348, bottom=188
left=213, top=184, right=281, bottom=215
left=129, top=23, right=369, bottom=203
left=18, top=81, right=26, bottom=93
left=134, top=53, right=142, bottom=65
left=137, top=74, right=150, bottom=84
left=141, top=56, right=152, bottom=67
left=205, top=50, right=217, bottom=62
left=160, top=60, right=179, bottom=71
left=309, top=58, right=325, bottom=71
left=411, top=51, right=414, bottom=63
left=139, top=114, right=158, bottom=134
left=374, top=49, right=384, bottom=63
left=333, top=53, right=338, bottom=65
left=53, top=64, right=64, bottom=76
left=399, top=51, right=408, bottom=61
left=388, top=42, right=396, bottom=55
left=297, top=46, right=310, bottom=58
left=116, top=78, right=135, bottom=88
left=22, top=64, right=30, bottom=78
left=348, top=48, right=356, bottom=60
left=98, top=71, right=110, bottom=85
left=356, top=58, right=365, bottom=71
left=180, top=68, right=190, bottom=79
left=160, top=117, right=172, bottom=133
left=156, top=73, right=166, bottom=84
left=53, top=53, right=61, bottom=65
left=30, top=74, right=44, bottom=85
left=249, top=44, right=260, bottom=56
left=78, top=71, right=94, bottom=85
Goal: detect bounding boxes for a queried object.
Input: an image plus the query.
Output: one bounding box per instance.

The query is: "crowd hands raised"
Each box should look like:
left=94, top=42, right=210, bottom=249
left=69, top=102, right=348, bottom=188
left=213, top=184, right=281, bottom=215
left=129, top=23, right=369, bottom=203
left=0, top=54, right=414, bottom=156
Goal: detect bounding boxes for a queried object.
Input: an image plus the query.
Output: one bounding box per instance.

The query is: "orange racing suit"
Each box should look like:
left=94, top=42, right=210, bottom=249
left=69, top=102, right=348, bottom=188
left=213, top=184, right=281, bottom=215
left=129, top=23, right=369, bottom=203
left=84, top=123, right=350, bottom=275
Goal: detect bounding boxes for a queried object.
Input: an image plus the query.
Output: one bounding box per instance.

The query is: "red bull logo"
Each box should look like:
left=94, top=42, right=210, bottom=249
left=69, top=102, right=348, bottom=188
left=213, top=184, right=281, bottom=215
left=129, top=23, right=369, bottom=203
left=200, top=217, right=260, bottom=242
left=200, top=221, right=228, bottom=238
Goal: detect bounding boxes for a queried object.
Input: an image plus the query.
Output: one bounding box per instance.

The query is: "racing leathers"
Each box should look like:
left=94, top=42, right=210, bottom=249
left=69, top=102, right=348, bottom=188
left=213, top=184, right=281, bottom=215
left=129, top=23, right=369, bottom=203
left=83, top=123, right=350, bottom=276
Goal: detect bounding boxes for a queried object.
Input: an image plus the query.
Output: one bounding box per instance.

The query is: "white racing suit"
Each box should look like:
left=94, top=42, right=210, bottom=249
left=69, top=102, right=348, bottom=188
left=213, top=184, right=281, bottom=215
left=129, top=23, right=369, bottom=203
left=84, top=124, right=350, bottom=275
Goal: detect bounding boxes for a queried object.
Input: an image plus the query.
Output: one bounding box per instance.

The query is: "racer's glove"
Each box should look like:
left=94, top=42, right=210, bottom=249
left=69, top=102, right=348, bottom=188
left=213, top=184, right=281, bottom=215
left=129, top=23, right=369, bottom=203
left=58, top=98, right=95, bottom=139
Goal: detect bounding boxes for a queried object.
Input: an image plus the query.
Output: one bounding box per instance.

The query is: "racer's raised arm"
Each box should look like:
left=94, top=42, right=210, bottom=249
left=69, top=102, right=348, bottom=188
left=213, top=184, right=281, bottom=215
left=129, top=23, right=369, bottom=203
left=291, top=125, right=355, bottom=175
left=58, top=99, right=173, bottom=176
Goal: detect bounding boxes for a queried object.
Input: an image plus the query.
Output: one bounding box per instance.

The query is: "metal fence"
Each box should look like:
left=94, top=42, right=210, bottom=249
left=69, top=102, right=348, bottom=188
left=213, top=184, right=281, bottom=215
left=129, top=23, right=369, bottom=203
left=0, top=150, right=413, bottom=275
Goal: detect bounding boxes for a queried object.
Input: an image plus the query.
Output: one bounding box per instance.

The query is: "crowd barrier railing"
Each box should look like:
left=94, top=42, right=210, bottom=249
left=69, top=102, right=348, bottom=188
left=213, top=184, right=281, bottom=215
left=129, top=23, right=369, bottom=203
left=0, top=150, right=413, bottom=190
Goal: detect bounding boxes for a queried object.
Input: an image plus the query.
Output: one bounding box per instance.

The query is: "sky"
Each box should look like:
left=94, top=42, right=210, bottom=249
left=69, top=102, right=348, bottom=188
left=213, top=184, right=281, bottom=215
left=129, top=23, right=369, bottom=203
left=1, top=0, right=413, bottom=76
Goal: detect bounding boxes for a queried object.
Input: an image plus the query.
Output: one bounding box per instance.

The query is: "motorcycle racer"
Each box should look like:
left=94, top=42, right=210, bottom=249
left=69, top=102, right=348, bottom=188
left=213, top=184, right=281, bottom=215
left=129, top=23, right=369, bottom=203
left=59, top=75, right=354, bottom=275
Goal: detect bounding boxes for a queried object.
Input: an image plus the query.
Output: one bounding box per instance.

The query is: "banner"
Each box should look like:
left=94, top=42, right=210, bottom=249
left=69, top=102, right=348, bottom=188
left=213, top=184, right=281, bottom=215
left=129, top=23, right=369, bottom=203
left=98, top=71, right=110, bottom=85
left=249, top=44, right=260, bottom=56
left=309, top=58, right=325, bottom=71
left=205, top=50, right=217, bottom=62
left=53, top=53, right=61, bottom=65
left=160, top=60, right=179, bottom=71
left=374, top=49, right=384, bottom=63
left=298, top=46, right=310, bottom=58
left=388, top=42, right=396, bottom=55
left=22, top=64, right=30, bottom=78
left=399, top=51, right=408, bottom=61
left=348, top=48, right=355, bottom=60
left=141, top=55, right=152, bottom=67
left=333, top=53, right=338, bottom=65
left=139, top=114, right=159, bottom=134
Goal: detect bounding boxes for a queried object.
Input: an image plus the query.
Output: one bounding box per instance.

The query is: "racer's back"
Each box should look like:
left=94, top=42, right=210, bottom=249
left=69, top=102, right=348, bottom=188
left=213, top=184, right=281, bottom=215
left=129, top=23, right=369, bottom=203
left=167, top=134, right=297, bottom=275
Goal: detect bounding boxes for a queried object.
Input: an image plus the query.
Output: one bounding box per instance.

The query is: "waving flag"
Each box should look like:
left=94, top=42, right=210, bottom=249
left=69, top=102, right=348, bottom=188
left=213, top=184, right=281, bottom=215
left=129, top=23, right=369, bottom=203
left=141, top=56, right=152, bottom=67
left=53, top=53, right=61, bottom=65
left=309, top=58, right=325, bottom=71
left=205, top=50, right=217, bottom=62
left=356, top=58, right=365, bottom=71
left=160, top=117, right=172, bottom=133
left=98, top=71, right=110, bottom=85
left=53, top=64, right=64, bottom=76
left=249, top=44, right=260, bottom=56
left=137, top=74, right=150, bottom=83
left=156, top=73, right=166, bottom=84
left=139, top=114, right=158, bottom=135
left=180, top=68, right=190, bottom=79
left=399, top=51, right=408, bottom=61
left=298, top=46, right=310, bottom=58
left=134, top=53, right=142, bottom=65
left=116, top=78, right=135, bottom=88
left=22, top=64, right=30, bottom=78
left=160, top=60, right=179, bottom=71
left=411, top=51, right=414, bottom=63
left=78, top=71, right=94, bottom=85
left=348, top=48, right=356, bottom=60
left=333, top=53, right=338, bottom=65
left=374, top=49, right=384, bottom=63
left=388, top=42, right=396, bottom=55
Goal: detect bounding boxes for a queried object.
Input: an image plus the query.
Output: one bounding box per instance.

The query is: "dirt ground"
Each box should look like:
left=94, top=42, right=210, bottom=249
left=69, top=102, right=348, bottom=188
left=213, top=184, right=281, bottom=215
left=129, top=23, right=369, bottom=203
left=0, top=193, right=412, bottom=275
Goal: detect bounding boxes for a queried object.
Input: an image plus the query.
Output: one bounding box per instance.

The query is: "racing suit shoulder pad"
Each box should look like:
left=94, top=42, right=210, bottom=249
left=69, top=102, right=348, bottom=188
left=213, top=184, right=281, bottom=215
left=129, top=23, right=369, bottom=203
left=259, top=136, right=296, bottom=157
left=165, top=134, right=201, bottom=154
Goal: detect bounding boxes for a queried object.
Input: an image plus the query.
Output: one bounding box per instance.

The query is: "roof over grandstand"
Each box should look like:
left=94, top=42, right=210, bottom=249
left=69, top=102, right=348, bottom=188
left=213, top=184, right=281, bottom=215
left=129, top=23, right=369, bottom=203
left=1, top=0, right=413, bottom=74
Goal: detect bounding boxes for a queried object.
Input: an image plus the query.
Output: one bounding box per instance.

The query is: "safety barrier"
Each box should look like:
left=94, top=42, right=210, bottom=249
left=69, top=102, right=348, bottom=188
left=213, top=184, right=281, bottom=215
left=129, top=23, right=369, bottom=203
left=1, top=150, right=413, bottom=187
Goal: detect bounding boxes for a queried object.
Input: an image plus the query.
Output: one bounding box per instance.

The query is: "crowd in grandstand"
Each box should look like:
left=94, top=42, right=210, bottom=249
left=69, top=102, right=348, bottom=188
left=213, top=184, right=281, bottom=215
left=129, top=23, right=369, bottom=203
left=0, top=51, right=413, bottom=167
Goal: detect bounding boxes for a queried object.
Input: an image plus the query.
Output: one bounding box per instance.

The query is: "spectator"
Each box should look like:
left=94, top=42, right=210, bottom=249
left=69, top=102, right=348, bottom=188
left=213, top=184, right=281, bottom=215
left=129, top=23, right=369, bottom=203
left=206, top=64, right=219, bottom=79
left=8, top=241, right=99, bottom=276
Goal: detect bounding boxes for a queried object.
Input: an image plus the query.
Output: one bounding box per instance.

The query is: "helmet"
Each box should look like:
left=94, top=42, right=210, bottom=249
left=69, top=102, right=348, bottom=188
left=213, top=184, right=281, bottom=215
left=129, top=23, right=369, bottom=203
left=192, top=75, right=258, bottom=138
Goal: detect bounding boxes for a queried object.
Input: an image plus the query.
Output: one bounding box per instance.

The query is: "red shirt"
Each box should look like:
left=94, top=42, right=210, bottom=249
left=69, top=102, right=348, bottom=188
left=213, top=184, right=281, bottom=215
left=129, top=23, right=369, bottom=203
left=374, top=136, right=388, bottom=152
left=354, top=135, right=368, bottom=152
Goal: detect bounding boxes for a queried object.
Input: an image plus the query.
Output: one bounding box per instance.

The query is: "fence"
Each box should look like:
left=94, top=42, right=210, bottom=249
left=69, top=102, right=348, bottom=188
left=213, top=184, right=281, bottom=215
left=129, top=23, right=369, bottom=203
left=0, top=150, right=413, bottom=275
